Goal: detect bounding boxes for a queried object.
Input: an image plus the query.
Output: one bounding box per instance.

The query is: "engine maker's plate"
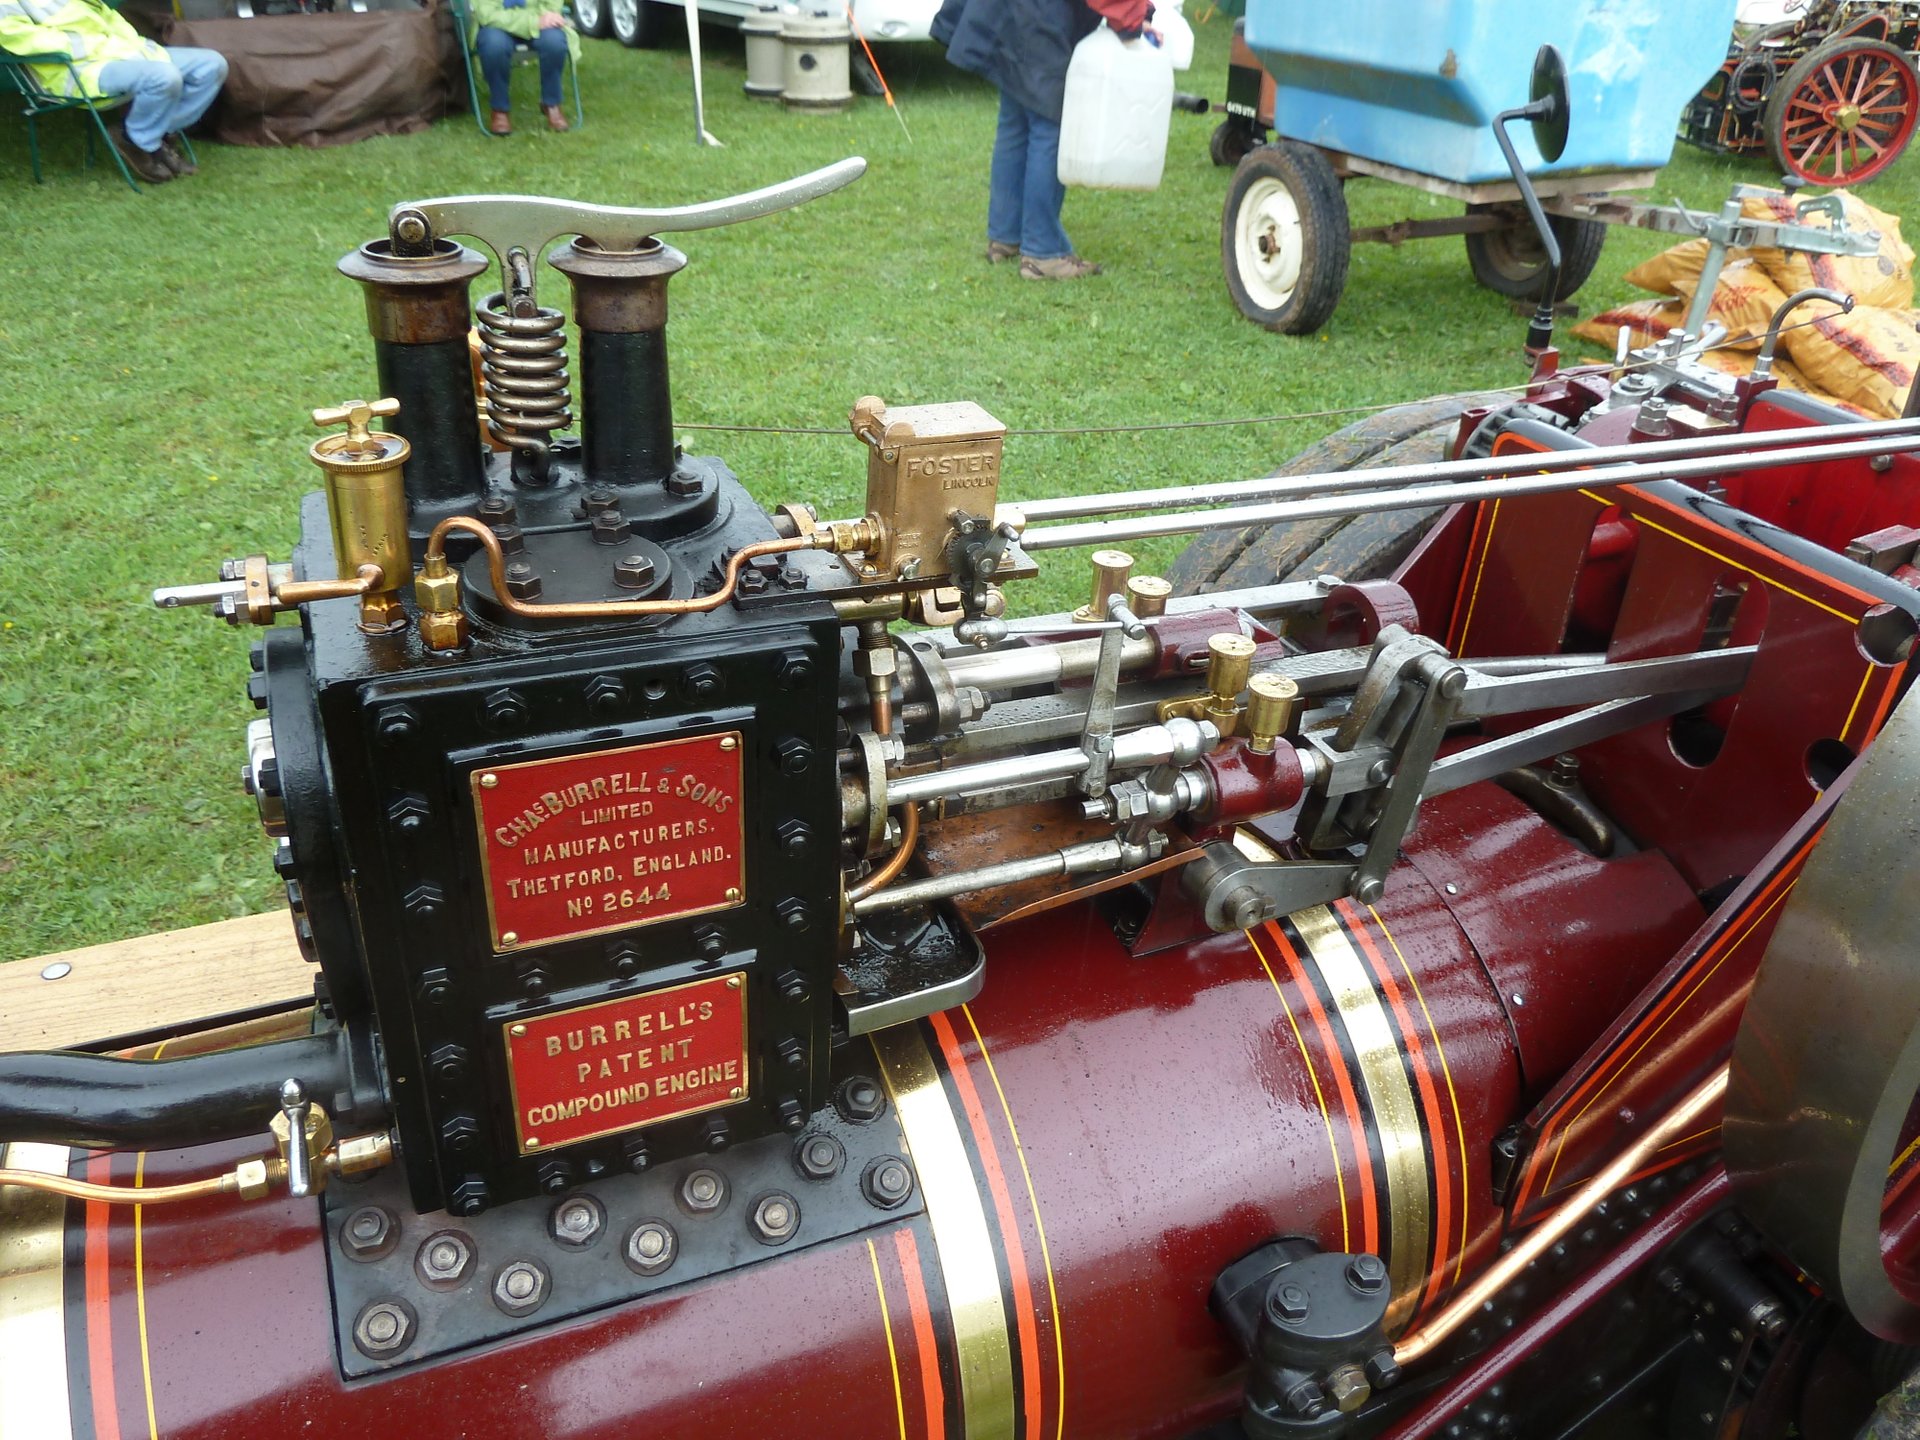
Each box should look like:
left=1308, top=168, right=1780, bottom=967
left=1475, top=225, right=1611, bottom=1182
left=504, top=972, right=749, bottom=1154
left=470, top=730, right=745, bottom=952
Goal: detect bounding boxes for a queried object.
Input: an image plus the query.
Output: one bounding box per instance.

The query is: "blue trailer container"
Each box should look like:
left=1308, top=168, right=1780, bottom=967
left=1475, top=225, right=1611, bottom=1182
left=1243, top=0, right=1740, bottom=184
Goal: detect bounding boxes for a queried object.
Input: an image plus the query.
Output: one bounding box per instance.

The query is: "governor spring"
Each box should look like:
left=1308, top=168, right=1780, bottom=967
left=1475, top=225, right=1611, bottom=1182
left=476, top=248, right=573, bottom=483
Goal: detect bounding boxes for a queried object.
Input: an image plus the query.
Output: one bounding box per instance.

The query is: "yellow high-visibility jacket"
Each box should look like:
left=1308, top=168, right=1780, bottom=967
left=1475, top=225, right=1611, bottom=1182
left=0, top=0, right=166, bottom=98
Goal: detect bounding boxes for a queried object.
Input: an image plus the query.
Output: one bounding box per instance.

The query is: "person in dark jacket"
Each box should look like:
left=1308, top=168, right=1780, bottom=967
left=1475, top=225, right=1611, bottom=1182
left=933, top=0, right=1151, bottom=280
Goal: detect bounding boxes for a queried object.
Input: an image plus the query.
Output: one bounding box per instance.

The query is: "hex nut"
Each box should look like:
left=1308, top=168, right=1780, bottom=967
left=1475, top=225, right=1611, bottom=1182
left=548, top=1195, right=605, bottom=1249
left=837, top=1075, right=886, bottom=1124
left=750, top=1191, right=802, bottom=1245
left=341, top=1204, right=399, bottom=1262
left=665, top=466, right=703, bottom=497
left=862, top=1155, right=914, bottom=1210
left=414, top=567, right=460, bottom=612
left=504, top=561, right=543, bottom=600
left=492, top=1260, right=550, bottom=1317
left=353, top=1299, right=416, bottom=1358
left=1326, top=1363, right=1370, bottom=1415
left=1269, top=1282, right=1311, bottom=1324
left=1346, top=1254, right=1387, bottom=1293
left=591, top=509, right=632, bottom=544
left=414, top=1230, right=476, bottom=1288
left=623, top=1220, right=679, bottom=1277
left=679, top=1167, right=729, bottom=1216
left=417, top=607, right=470, bottom=652
left=793, top=1133, right=844, bottom=1182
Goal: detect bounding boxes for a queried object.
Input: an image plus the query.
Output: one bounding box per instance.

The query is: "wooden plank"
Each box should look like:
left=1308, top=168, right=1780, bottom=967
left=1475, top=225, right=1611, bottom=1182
left=0, top=910, right=310, bottom=1053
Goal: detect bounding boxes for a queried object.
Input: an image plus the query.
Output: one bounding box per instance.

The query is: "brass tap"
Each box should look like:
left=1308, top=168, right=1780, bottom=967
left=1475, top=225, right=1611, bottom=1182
left=1203, top=633, right=1257, bottom=737
left=1245, top=673, right=1300, bottom=754
left=1074, top=549, right=1134, bottom=623
left=1125, top=575, right=1171, bottom=618
left=309, top=398, right=412, bottom=633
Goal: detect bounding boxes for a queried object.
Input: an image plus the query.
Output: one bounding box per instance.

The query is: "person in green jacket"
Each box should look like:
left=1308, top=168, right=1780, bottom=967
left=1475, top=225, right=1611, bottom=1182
left=469, top=0, right=577, bottom=134
left=0, top=0, right=225, bottom=183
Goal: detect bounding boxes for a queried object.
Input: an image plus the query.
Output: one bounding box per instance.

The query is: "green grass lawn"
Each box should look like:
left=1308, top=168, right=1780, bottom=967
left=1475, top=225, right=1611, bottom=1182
left=2, top=13, right=1917, bottom=961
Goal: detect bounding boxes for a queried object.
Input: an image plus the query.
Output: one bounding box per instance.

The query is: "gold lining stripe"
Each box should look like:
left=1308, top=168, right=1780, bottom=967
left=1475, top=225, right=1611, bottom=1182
left=0, top=1142, right=76, bottom=1440
left=1291, top=905, right=1431, bottom=1334
left=872, top=1025, right=1016, bottom=1440
left=866, top=1238, right=908, bottom=1440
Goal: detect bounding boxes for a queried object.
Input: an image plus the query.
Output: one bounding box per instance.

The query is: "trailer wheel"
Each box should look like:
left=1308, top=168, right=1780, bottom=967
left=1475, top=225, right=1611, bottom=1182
left=1765, top=37, right=1920, bottom=185
left=610, top=0, right=661, bottom=47
left=1165, top=390, right=1512, bottom=593
left=1222, top=143, right=1350, bottom=335
left=1209, top=118, right=1258, bottom=168
left=573, top=0, right=612, bottom=39
left=1463, top=206, right=1606, bottom=300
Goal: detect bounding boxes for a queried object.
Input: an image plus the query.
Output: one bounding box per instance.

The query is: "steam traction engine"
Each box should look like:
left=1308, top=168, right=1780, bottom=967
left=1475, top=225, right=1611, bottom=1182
left=9, top=158, right=1920, bottom=1440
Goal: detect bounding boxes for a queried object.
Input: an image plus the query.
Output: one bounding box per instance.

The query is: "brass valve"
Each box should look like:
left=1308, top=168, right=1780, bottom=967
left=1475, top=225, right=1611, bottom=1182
left=309, top=397, right=412, bottom=633
left=1204, top=633, right=1257, bottom=737
left=1074, top=549, right=1134, bottom=623
left=415, top=551, right=469, bottom=652
left=1245, top=673, right=1300, bottom=754
left=1125, top=575, right=1171, bottom=618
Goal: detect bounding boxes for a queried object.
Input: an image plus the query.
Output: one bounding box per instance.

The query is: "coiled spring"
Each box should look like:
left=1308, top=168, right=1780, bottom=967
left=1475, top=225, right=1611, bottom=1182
left=476, top=248, right=572, bottom=477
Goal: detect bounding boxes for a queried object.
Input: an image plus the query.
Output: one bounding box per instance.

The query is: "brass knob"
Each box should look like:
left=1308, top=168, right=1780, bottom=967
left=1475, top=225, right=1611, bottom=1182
left=1246, top=673, right=1300, bottom=753
left=312, top=397, right=402, bottom=459
left=1205, top=633, right=1257, bottom=699
left=1126, top=575, right=1172, bottom=618
left=1075, top=549, right=1134, bottom=623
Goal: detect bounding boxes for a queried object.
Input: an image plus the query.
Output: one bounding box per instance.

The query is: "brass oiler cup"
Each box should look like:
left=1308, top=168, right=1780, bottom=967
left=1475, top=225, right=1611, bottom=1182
left=309, top=399, right=413, bottom=633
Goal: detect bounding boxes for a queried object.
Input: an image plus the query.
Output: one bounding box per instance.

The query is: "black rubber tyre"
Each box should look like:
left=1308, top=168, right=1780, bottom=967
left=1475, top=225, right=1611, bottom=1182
left=852, top=48, right=885, bottom=97
left=572, top=0, right=611, bottom=39
left=1463, top=206, right=1606, bottom=301
left=1165, top=390, right=1513, bottom=594
left=1221, top=142, right=1350, bottom=335
left=1209, top=117, right=1258, bottom=168
left=609, top=0, right=661, bottom=48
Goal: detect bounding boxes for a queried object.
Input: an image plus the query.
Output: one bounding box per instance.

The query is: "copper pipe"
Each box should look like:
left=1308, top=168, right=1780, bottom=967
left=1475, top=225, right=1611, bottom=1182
left=0, top=1166, right=246, bottom=1206
left=872, top=691, right=893, bottom=737
left=424, top=517, right=821, bottom=620
left=278, top=563, right=384, bottom=606
left=1392, top=1063, right=1730, bottom=1367
left=846, top=803, right=920, bottom=903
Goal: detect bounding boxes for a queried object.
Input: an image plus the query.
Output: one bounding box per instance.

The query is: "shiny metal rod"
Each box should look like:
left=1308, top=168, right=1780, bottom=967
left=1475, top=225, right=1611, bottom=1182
left=1003, top=417, right=1920, bottom=524
left=851, top=836, right=1142, bottom=916
left=1019, top=432, right=1920, bottom=551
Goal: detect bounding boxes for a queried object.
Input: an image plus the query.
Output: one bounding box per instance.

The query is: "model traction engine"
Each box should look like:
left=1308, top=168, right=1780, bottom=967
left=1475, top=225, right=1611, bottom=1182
left=10, top=140, right=1920, bottom=1440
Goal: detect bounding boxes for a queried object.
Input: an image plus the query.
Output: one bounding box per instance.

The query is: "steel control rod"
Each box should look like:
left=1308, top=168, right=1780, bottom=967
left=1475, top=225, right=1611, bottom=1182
left=1017, top=432, right=1920, bottom=551
left=1002, top=417, right=1920, bottom=524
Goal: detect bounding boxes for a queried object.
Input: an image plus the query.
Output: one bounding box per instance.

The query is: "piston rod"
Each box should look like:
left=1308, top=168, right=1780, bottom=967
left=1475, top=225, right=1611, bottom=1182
left=884, top=718, right=1218, bottom=807
left=851, top=835, right=1158, bottom=916
left=1016, top=432, right=1920, bottom=551
left=1002, top=417, right=1920, bottom=524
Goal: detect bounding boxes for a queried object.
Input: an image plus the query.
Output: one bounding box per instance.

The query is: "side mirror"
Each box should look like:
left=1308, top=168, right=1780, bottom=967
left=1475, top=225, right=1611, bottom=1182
left=1492, top=44, right=1570, bottom=357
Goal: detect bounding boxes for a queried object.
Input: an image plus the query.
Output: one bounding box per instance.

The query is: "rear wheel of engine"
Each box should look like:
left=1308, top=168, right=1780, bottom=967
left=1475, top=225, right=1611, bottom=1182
left=1165, top=390, right=1513, bottom=593
left=1221, top=142, right=1350, bottom=335
left=1463, top=205, right=1606, bottom=300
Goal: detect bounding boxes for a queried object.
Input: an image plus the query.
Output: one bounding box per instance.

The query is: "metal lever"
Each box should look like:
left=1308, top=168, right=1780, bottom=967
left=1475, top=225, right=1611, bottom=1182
left=279, top=1078, right=313, bottom=1199
left=387, top=157, right=868, bottom=267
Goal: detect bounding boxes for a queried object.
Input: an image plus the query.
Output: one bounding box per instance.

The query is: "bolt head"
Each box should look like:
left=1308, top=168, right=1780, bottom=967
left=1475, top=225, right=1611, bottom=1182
left=777, top=820, right=813, bottom=858
left=750, top=1191, right=802, bottom=1244
left=341, top=1205, right=398, bottom=1261
left=1284, top=1379, right=1328, bottom=1419
left=1327, top=1363, right=1371, bottom=1414
left=414, top=1230, right=476, bottom=1287
left=862, top=1156, right=915, bottom=1210
left=624, top=1220, right=679, bottom=1276
left=777, top=654, right=814, bottom=689
left=353, top=1299, right=416, bottom=1358
left=679, top=1167, right=729, bottom=1215
left=837, top=1075, right=886, bottom=1123
left=794, top=1133, right=845, bottom=1181
left=504, top=564, right=543, bottom=600
left=548, top=1195, right=605, bottom=1248
left=1270, top=1281, right=1311, bottom=1324
left=590, top=509, right=633, bottom=545
left=1364, top=1347, right=1403, bottom=1390
left=491, top=1260, right=549, bottom=1316
left=440, top=1113, right=482, bottom=1155
left=665, top=466, right=703, bottom=498
left=614, top=552, right=657, bottom=589
left=774, top=737, right=815, bottom=775
left=681, top=664, right=722, bottom=702
left=692, top=925, right=728, bottom=960
left=1347, top=1254, right=1388, bottom=1293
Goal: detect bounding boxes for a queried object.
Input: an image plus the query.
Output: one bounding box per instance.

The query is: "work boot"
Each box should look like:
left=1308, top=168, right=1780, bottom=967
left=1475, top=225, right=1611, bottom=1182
left=543, top=104, right=570, bottom=132
left=985, top=240, right=1018, bottom=263
left=490, top=109, right=513, bottom=135
left=157, top=135, right=197, bottom=176
left=1020, top=254, right=1102, bottom=281
left=108, top=123, right=172, bottom=184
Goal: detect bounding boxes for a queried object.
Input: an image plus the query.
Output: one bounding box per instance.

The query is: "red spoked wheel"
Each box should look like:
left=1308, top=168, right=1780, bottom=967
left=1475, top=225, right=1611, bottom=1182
left=1765, top=37, right=1920, bottom=185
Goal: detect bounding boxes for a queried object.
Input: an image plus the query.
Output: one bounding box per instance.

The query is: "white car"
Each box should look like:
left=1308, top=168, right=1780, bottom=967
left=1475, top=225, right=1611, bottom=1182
left=577, top=0, right=939, bottom=48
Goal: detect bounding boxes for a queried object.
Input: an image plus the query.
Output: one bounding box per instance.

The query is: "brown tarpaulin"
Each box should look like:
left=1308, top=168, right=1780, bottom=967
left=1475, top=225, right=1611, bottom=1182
left=158, top=5, right=463, bottom=148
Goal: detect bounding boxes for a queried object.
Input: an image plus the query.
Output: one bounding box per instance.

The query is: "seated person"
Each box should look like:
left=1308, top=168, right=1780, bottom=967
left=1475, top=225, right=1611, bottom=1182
left=0, top=0, right=226, bottom=184
left=469, top=0, right=576, bottom=135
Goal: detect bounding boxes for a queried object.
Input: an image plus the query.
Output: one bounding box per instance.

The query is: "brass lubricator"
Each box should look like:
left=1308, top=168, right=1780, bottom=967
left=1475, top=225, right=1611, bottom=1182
left=309, top=399, right=413, bottom=633
left=1074, top=549, right=1134, bottom=623
left=1160, top=632, right=1259, bottom=737
left=848, top=395, right=1007, bottom=584
left=1245, top=673, right=1300, bottom=754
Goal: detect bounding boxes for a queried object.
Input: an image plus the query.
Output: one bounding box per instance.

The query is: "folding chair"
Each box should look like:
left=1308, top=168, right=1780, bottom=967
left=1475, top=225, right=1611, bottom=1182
left=447, top=0, right=583, bottom=137
left=0, top=48, right=193, bottom=192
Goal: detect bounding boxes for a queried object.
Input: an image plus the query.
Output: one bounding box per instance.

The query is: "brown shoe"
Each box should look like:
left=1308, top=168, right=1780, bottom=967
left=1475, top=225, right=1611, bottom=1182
left=490, top=109, right=512, bottom=135
left=985, top=240, right=1018, bottom=263
left=157, top=135, right=197, bottom=176
left=108, top=123, right=171, bottom=184
left=1020, top=254, right=1102, bottom=281
left=543, top=104, right=569, bottom=132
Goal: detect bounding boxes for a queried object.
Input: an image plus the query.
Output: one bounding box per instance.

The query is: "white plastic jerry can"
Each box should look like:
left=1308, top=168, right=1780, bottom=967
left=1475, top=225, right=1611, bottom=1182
left=1157, top=0, right=1194, bottom=71
left=1057, top=21, right=1176, bottom=192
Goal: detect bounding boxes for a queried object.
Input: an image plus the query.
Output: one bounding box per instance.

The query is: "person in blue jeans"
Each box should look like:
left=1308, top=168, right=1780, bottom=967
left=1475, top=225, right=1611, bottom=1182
left=469, top=0, right=578, bottom=134
left=932, top=0, right=1150, bottom=280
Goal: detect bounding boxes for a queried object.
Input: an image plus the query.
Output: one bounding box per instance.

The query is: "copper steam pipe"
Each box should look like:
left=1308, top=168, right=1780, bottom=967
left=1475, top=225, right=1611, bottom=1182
left=1391, top=1063, right=1730, bottom=1367
left=424, top=517, right=822, bottom=619
left=846, top=803, right=920, bottom=903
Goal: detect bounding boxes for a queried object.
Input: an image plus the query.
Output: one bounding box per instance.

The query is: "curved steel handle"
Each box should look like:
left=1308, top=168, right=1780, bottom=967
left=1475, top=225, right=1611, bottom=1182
left=389, top=156, right=868, bottom=266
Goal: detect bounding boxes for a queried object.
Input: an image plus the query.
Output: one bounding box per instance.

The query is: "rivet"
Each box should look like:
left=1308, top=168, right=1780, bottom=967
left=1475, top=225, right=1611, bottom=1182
left=727, top=975, right=742, bottom=989
left=480, top=773, right=499, bottom=789
left=526, top=1136, right=542, bottom=1148
left=725, top=887, right=742, bottom=903
left=510, top=1023, right=528, bottom=1036
left=502, top=931, right=519, bottom=947
left=719, top=735, right=738, bottom=751
left=39, top=962, right=71, bottom=981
